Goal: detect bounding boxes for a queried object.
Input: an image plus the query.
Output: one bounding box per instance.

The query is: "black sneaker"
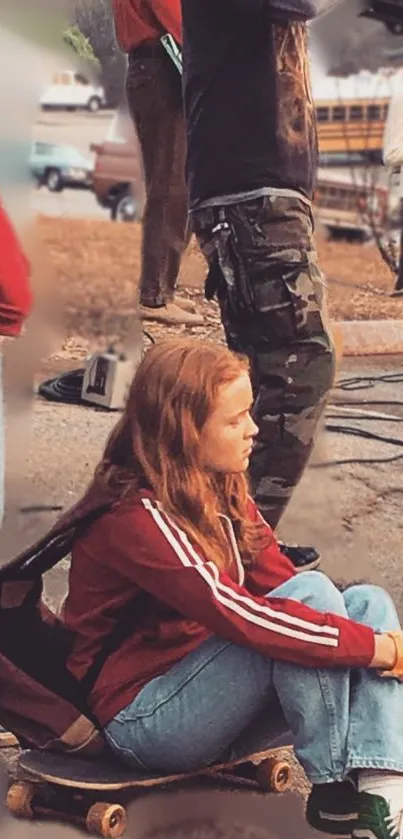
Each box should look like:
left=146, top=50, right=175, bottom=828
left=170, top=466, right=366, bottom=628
left=306, top=777, right=359, bottom=836
left=278, top=542, right=321, bottom=572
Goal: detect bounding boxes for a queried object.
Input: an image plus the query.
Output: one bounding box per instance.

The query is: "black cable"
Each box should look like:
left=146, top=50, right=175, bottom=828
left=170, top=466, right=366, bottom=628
left=19, top=506, right=63, bottom=513
left=143, top=330, right=155, bottom=346
left=325, top=424, right=403, bottom=447
left=38, top=369, right=84, bottom=405
left=326, top=413, right=403, bottom=424
left=312, top=370, right=403, bottom=467
left=332, top=400, right=403, bottom=407
left=312, top=452, right=403, bottom=468
left=336, top=372, right=403, bottom=390
left=38, top=331, right=156, bottom=406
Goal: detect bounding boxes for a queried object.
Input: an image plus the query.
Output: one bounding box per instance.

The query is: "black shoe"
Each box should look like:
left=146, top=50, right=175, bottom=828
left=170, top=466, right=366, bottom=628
left=278, top=542, right=321, bottom=572
left=306, top=777, right=359, bottom=836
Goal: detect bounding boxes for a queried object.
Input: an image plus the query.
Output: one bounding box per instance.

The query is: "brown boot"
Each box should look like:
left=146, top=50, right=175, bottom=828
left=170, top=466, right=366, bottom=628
left=139, top=302, right=204, bottom=326
left=172, top=295, right=198, bottom=314
left=0, top=728, right=18, bottom=748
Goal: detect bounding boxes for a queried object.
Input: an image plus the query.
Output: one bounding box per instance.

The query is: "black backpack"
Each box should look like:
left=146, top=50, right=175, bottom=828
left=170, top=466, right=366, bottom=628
left=0, top=503, right=111, bottom=756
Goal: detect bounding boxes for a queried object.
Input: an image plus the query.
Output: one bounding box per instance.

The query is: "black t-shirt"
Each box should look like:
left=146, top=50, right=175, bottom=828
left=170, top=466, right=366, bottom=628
left=181, top=2, right=318, bottom=205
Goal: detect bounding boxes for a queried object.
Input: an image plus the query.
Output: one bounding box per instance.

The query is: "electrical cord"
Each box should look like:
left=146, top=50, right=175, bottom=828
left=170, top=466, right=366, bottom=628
left=336, top=372, right=403, bottom=390
left=38, top=331, right=155, bottom=406
left=325, top=424, right=403, bottom=447
left=19, top=506, right=64, bottom=514
left=38, top=369, right=84, bottom=405
left=313, top=370, right=403, bottom=468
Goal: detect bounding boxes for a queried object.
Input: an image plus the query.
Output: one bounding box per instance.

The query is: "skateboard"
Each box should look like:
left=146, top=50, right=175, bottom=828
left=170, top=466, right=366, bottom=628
left=7, top=745, right=293, bottom=838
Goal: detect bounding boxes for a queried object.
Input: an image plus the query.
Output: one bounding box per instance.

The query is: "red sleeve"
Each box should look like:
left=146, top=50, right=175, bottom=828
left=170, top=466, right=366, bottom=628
left=99, top=498, right=375, bottom=671
left=0, top=205, right=33, bottom=337
left=149, top=0, right=182, bottom=45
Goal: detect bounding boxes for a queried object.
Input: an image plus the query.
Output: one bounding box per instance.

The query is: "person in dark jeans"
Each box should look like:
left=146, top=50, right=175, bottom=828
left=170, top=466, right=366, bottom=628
left=181, top=3, right=337, bottom=571
left=112, top=0, right=203, bottom=326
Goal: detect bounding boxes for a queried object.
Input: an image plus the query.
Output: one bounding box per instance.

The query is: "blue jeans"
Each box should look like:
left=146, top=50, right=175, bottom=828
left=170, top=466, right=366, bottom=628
left=105, top=572, right=403, bottom=783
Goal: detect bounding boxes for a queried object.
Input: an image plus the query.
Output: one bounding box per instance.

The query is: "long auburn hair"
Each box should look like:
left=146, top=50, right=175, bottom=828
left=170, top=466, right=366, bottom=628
left=93, top=337, right=269, bottom=570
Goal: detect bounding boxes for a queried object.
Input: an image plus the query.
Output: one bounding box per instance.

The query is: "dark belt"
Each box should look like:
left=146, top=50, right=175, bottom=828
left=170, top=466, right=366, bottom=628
left=129, top=40, right=164, bottom=59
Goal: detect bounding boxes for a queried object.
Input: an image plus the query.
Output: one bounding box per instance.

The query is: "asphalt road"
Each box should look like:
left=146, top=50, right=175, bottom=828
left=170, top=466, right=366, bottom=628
left=32, top=184, right=108, bottom=220
left=0, top=353, right=402, bottom=838
left=33, top=108, right=116, bottom=159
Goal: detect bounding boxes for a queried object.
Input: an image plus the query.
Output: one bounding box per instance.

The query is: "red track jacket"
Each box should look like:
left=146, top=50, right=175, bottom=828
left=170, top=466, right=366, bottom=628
left=65, top=490, right=375, bottom=726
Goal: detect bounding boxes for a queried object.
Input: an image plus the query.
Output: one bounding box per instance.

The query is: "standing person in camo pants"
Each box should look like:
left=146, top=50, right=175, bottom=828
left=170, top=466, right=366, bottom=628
left=181, top=2, right=336, bottom=569
left=111, top=0, right=203, bottom=327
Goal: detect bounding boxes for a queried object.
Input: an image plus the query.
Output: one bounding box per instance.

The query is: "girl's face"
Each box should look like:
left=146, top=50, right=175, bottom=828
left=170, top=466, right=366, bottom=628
left=200, top=373, right=258, bottom=474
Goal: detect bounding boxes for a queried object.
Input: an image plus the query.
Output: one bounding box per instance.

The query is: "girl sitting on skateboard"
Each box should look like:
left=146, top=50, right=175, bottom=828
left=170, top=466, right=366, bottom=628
left=65, top=337, right=403, bottom=839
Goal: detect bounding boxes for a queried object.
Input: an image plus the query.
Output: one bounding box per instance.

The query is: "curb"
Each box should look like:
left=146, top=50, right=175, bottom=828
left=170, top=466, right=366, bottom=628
left=334, top=320, right=403, bottom=357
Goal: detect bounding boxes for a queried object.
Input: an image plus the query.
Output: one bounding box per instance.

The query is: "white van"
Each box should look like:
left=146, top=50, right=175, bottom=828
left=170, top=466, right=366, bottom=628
left=40, top=70, right=106, bottom=113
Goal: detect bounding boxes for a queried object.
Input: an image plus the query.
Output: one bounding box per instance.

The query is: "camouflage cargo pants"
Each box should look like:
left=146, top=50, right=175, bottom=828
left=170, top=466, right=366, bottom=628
left=192, top=194, right=336, bottom=529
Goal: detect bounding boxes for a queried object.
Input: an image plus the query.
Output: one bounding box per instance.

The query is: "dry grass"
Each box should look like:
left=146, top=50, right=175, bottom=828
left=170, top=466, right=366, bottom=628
left=37, top=216, right=403, bottom=348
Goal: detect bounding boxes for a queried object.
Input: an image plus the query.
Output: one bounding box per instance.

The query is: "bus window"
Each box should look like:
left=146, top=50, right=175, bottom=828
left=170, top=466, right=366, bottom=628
left=367, top=104, right=380, bottom=121
left=316, top=106, right=329, bottom=122
left=332, top=106, right=346, bottom=122
left=350, top=105, right=363, bottom=121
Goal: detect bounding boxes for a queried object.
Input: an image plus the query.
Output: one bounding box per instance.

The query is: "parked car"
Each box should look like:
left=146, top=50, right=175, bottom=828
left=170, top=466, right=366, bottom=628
left=40, top=70, right=105, bottom=113
left=90, top=111, right=143, bottom=221
left=30, top=142, right=93, bottom=192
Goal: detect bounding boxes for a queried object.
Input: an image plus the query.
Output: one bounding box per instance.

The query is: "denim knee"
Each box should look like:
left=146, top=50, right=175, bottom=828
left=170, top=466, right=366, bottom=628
left=283, top=571, right=347, bottom=616
left=343, top=584, right=400, bottom=631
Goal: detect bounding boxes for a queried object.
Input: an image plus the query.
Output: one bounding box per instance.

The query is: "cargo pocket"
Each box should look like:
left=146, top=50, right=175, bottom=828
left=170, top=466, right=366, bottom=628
left=240, top=247, right=327, bottom=346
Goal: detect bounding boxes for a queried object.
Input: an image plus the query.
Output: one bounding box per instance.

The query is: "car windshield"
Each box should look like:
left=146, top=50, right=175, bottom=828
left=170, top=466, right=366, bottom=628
left=32, top=143, right=88, bottom=165
left=33, top=143, right=56, bottom=156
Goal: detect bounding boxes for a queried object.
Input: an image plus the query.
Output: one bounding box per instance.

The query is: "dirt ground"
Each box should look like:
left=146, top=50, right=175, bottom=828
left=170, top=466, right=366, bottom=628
left=37, top=217, right=403, bottom=355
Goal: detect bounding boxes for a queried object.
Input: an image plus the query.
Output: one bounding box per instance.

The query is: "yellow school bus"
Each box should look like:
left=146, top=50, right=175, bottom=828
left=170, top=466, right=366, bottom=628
left=312, top=70, right=400, bottom=161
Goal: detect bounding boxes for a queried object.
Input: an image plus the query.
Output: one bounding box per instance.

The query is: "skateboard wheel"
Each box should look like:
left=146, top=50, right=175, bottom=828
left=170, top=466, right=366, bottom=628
left=255, top=758, right=291, bottom=793
left=86, top=802, right=127, bottom=838
left=6, top=781, right=35, bottom=818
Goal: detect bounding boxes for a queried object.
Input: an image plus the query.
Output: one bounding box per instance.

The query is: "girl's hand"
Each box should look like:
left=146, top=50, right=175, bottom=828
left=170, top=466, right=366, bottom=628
left=370, top=632, right=403, bottom=679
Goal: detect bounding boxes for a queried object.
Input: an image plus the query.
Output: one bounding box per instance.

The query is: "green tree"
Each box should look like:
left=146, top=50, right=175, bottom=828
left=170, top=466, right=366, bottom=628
left=69, top=0, right=126, bottom=107
left=63, top=24, right=100, bottom=72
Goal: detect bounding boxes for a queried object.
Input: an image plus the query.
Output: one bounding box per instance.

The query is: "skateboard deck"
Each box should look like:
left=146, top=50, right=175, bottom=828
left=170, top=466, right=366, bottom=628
left=7, top=741, right=293, bottom=837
